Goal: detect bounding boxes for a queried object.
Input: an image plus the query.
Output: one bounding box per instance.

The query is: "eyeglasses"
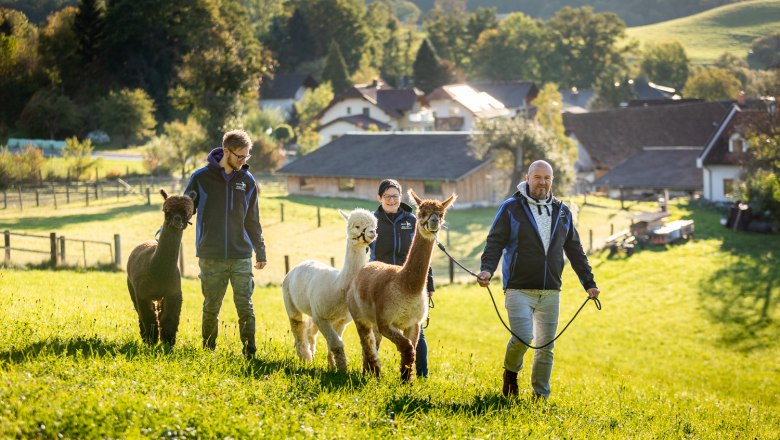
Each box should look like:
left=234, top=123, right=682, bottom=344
left=226, top=149, right=251, bottom=161
left=382, top=194, right=400, bottom=201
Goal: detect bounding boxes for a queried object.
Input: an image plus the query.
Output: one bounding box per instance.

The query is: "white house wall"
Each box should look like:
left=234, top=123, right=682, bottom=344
left=703, top=165, right=741, bottom=202
left=320, top=99, right=392, bottom=126
left=318, top=121, right=367, bottom=147
left=428, top=100, right=476, bottom=130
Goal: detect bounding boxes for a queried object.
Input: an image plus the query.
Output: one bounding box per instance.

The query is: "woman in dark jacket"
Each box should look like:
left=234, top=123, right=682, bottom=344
left=369, top=179, right=434, bottom=378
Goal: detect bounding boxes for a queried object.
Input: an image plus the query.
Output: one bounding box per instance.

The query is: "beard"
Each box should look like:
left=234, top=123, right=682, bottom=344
left=530, top=186, right=549, bottom=199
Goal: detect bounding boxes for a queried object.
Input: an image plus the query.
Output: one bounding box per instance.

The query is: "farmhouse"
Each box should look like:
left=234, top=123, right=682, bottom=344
left=697, top=103, right=773, bottom=202
left=426, top=84, right=511, bottom=131
left=275, top=132, right=496, bottom=206
left=260, top=73, right=319, bottom=118
left=469, top=81, right=539, bottom=117
left=316, top=80, right=433, bottom=147
left=563, top=101, right=730, bottom=189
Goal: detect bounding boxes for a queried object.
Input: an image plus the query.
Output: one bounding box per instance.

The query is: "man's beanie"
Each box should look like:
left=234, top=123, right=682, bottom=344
left=378, top=179, right=401, bottom=196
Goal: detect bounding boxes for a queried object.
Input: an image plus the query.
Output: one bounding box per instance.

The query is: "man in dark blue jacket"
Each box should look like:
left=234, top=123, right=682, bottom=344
left=184, top=129, right=266, bottom=359
left=477, top=160, right=599, bottom=399
left=370, top=179, right=435, bottom=377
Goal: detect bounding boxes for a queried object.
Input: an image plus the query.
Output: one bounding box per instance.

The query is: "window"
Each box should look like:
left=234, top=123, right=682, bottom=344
left=300, top=177, right=314, bottom=191
left=423, top=180, right=442, bottom=195
left=338, top=178, right=355, bottom=192
left=362, top=107, right=370, bottom=116
left=723, top=178, right=734, bottom=198
left=347, top=107, right=351, bottom=115
left=729, top=134, right=748, bottom=153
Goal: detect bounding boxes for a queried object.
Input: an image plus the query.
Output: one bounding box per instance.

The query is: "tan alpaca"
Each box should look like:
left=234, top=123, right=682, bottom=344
left=347, top=189, right=456, bottom=382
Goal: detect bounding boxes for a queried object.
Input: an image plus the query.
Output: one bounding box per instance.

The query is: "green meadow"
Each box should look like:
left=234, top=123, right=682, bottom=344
left=1, top=195, right=779, bottom=438
left=626, top=0, right=780, bottom=64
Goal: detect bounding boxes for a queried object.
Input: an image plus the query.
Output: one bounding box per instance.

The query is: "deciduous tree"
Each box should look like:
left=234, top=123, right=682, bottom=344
left=97, top=88, right=156, bottom=148
left=682, top=67, right=741, bottom=101
left=639, top=41, right=690, bottom=91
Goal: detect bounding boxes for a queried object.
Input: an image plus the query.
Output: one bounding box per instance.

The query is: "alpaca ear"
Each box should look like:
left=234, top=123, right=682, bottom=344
left=442, top=193, right=457, bottom=210
left=408, top=189, right=422, bottom=206
left=338, top=209, right=348, bottom=220
left=160, top=188, right=168, bottom=200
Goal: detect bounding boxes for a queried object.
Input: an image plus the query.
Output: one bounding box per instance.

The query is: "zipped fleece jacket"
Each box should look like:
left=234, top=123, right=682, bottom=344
left=480, top=191, right=596, bottom=292
left=184, top=148, right=266, bottom=262
left=370, top=203, right=434, bottom=293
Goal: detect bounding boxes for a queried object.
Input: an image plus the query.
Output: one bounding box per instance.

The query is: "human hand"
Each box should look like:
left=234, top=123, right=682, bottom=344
left=255, top=261, right=266, bottom=270
left=476, top=271, right=492, bottom=287
left=587, top=287, right=600, bottom=299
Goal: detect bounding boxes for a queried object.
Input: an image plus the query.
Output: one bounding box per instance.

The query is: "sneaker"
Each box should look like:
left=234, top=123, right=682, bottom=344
left=502, top=369, right=519, bottom=397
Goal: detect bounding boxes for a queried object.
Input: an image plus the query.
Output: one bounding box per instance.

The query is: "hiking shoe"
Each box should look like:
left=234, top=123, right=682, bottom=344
left=502, top=369, right=519, bottom=397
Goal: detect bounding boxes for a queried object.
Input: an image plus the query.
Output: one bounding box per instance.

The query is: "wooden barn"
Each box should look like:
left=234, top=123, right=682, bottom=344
left=275, top=132, right=498, bottom=207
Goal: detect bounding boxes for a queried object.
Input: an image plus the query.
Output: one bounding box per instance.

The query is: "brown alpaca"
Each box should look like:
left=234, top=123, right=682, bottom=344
left=347, top=189, right=456, bottom=382
left=126, top=189, right=194, bottom=346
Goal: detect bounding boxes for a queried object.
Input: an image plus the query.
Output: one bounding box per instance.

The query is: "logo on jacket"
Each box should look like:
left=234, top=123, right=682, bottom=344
left=400, top=221, right=413, bottom=230
left=560, top=210, right=567, bottom=218
left=234, top=181, right=247, bottom=192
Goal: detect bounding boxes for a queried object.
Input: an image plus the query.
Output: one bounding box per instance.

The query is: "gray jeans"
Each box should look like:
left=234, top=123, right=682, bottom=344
left=504, top=289, right=560, bottom=398
left=198, top=258, right=256, bottom=355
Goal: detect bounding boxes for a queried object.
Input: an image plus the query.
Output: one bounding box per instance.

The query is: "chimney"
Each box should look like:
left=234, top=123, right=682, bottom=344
left=737, top=90, right=746, bottom=105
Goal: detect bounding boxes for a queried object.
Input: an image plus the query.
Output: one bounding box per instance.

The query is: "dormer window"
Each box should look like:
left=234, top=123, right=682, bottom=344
left=729, top=133, right=748, bottom=153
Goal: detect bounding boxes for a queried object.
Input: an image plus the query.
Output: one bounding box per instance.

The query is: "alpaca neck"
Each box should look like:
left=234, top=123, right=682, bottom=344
left=399, top=227, right=434, bottom=294
left=336, top=242, right=368, bottom=289
left=150, top=224, right=183, bottom=276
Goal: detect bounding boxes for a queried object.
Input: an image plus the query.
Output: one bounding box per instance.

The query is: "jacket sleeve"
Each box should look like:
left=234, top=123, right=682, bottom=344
left=244, top=182, right=266, bottom=262
left=480, top=203, right=511, bottom=275
left=183, top=173, right=199, bottom=214
left=563, top=218, right=597, bottom=291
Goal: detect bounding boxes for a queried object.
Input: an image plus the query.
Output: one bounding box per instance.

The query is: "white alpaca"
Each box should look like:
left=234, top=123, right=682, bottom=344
left=282, top=208, right=377, bottom=371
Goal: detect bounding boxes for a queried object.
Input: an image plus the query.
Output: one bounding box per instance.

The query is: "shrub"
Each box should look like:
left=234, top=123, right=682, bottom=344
left=62, top=136, right=97, bottom=180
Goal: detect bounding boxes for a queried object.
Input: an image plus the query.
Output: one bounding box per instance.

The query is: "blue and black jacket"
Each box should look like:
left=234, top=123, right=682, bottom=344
left=184, top=148, right=266, bottom=262
left=370, top=203, right=434, bottom=293
left=480, top=192, right=596, bottom=292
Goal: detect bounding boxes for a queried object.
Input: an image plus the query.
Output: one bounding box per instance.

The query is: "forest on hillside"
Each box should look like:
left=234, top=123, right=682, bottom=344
left=2, top=0, right=742, bottom=25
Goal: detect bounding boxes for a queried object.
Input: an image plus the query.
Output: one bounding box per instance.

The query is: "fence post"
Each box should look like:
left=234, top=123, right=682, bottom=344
left=4, top=230, right=9, bottom=264
left=330, top=257, right=335, bottom=267
left=2, top=190, right=6, bottom=209
left=146, top=188, right=151, bottom=206
left=589, top=229, right=593, bottom=253
left=280, top=203, right=284, bottom=222
left=35, top=190, right=39, bottom=207
left=284, top=255, right=290, bottom=274
left=85, top=185, right=89, bottom=207
left=59, top=236, right=66, bottom=263
left=18, top=187, right=23, bottom=211
left=66, top=185, right=70, bottom=204
left=114, top=234, right=121, bottom=269
left=95, top=183, right=100, bottom=200
left=317, top=207, right=321, bottom=227
left=52, top=184, right=57, bottom=210
left=610, top=223, right=614, bottom=235
left=50, top=232, right=57, bottom=267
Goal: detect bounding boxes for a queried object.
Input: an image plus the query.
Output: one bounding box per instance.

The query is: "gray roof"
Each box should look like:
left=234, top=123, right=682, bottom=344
left=277, top=133, right=489, bottom=180
left=593, top=147, right=703, bottom=190
left=260, top=73, right=318, bottom=100
left=564, top=101, right=729, bottom=170
left=470, top=81, right=538, bottom=108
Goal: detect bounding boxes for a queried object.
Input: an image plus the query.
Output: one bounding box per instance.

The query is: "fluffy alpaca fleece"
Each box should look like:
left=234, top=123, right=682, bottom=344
left=347, top=189, right=456, bottom=382
left=126, top=189, right=193, bottom=346
left=282, top=208, right=377, bottom=371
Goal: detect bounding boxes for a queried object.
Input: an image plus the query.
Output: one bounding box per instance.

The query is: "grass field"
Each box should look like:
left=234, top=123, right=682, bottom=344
left=1, top=195, right=779, bottom=438
left=626, top=0, right=780, bottom=64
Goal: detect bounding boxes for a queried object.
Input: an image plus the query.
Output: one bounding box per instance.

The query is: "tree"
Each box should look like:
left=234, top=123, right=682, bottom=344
left=0, top=9, right=43, bottom=130
left=322, top=40, right=352, bottom=95
left=422, top=0, right=468, bottom=69
left=266, top=7, right=316, bottom=73
left=18, top=89, right=79, bottom=139
left=591, top=65, right=636, bottom=110
left=534, top=82, right=576, bottom=177
left=161, top=118, right=208, bottom=178
left=682, top=67, right=741, bottom=101
left=247, top=135, right=285, bottom=172
left=639, top=41, right=690, bottom=91
left=412, top=38, right=452, bottom=94
left=469, top=12, right=544, bottom=81
left=715, top=52, right=749, bottom=89
left=37, top=7, right=81, bottom=94
left=749, top=31, right=780, bottom=69
left=62, top=136, right=97, bottom=179
left=741, top=106, right=780, bottom=223
left=293, top=82, right=333, bottom=154
left=74, top=0, right=105, bottom=66
left=469, top=117, right=572, bottom=198
left=97, top=88, right=156, bottom=147
left=544, top=7, right=631, bottom=89
left=303, top=0, right=371, bottom=74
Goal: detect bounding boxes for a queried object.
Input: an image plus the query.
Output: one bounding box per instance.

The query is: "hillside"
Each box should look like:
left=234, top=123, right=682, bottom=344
left=410, top=0, right=739, bottom=26
left=626, top=0, right=780, bottom=64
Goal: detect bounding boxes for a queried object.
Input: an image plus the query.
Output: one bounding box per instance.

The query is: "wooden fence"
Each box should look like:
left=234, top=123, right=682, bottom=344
left=3, top=230, right=120, bottom=268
